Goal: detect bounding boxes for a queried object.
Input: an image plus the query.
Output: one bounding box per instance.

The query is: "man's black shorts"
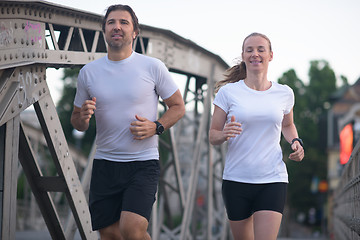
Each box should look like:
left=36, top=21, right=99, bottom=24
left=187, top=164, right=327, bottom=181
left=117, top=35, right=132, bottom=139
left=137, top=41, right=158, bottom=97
left=222, top=180, right=287, bottom=221
left=89, top=159, right=160, bottom=230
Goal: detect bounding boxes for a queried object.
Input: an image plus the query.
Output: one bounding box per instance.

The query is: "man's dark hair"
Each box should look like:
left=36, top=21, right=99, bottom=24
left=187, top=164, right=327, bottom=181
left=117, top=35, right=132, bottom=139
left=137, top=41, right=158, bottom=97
left=102, top=4, right=140, bottom=37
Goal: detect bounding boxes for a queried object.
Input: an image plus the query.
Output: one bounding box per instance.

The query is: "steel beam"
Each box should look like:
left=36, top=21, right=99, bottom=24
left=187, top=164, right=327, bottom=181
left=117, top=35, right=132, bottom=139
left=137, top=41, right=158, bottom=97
left=0, top=116, right=19, bottom=240
left=0, top=1, right=231, bottom=239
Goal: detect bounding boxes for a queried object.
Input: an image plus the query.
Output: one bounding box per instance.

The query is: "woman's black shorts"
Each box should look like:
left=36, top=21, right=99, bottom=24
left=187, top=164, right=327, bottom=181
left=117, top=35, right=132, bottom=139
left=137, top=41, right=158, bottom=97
left=222, top=180, right=287, bottom=221
left=89, top=159, right=160, bottom=230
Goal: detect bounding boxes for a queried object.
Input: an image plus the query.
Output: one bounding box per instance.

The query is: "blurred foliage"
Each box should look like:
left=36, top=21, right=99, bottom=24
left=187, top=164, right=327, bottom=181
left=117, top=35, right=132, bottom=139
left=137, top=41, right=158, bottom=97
left=57, top=67, right=96, bottom=156
left=278, top=60, right=341, bottom=222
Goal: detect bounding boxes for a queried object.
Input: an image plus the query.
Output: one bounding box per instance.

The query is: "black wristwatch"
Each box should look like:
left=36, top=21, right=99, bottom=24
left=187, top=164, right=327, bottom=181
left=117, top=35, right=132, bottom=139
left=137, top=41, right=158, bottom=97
left=154, top=121, right=164, bottom=135
left=291, top=138, right=304, bottom=148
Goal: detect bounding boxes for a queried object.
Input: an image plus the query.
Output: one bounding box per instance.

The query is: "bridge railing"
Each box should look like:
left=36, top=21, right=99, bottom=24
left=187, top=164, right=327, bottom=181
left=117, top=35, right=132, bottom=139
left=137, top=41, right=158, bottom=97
left=333, top=139, right=360, bottom=240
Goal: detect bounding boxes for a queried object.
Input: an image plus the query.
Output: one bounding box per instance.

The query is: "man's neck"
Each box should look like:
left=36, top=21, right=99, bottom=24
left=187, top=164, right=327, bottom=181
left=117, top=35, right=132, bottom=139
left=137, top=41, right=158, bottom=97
left=107, top=46, right=133, bottom=61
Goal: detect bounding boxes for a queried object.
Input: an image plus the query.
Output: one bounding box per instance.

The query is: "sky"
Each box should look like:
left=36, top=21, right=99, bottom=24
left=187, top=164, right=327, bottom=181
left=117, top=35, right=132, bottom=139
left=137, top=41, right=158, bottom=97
left=45, top=0, right=360, bottom=104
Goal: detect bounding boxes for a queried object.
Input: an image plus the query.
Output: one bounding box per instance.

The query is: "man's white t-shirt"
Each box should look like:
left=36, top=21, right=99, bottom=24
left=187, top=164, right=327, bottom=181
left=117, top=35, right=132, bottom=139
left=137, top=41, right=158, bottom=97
left=74, top=52, right=178, bottom=162
left=213, top=80, right=294, bottom=183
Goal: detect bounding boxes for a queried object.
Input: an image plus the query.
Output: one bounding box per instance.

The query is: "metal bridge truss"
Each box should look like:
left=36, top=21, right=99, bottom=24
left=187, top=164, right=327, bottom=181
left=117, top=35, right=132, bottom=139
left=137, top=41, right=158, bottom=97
left=333, top=139, right=360, bottom=240
left=332, top=104, right=360, bottom=240
left=0, top=1, right=230, bottom=239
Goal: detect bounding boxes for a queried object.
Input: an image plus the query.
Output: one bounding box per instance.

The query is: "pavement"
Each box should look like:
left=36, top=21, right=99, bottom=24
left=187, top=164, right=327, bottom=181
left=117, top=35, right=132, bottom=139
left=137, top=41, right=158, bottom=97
left=16, top=231, right=328, bottom=240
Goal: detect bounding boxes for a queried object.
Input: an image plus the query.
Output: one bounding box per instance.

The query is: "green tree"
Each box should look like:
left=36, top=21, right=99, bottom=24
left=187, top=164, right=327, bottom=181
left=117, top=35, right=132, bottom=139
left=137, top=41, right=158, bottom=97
left=278, top=60, right=338, bottom=224
left=57, top=68, right=96, bottom=155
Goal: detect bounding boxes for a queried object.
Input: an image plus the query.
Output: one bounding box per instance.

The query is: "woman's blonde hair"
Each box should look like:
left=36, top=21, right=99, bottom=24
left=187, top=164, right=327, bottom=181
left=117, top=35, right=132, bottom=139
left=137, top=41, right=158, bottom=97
left=214, top=32, right=272, bottom=93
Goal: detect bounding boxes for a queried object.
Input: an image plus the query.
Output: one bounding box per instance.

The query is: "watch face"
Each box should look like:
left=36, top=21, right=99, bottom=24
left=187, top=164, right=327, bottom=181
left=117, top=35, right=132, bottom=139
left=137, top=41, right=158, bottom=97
left=158, top=125, right=164, bottom=134
left=155, top=121, right=164, bottom=135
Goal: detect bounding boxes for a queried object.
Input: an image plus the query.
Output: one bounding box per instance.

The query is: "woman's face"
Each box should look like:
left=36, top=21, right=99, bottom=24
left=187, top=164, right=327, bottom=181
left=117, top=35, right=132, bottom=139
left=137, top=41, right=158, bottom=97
left=242, top=36, right=273, bottom=73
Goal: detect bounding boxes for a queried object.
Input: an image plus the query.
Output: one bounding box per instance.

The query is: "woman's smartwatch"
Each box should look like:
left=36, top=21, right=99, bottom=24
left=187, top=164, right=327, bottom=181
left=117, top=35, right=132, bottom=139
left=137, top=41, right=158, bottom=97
left=291, top=138, right=304, bottom=148
left=154, top=121, right=164, bottom=135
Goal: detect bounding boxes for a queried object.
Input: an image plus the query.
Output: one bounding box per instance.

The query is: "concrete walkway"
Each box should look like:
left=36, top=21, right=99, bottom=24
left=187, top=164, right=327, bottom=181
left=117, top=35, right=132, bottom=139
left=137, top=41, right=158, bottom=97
left=16, top=231, right=328, bottom=240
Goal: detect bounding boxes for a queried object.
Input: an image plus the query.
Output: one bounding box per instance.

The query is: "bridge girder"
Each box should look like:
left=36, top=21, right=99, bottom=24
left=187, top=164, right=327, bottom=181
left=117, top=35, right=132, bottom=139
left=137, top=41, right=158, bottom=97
left=0, top=1, right=229, bottom=239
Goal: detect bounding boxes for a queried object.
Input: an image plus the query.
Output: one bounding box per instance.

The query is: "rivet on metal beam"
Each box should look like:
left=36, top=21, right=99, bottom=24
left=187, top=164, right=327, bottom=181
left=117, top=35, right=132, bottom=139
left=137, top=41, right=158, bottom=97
left=19, top=86, right=23, bottom=91
left=26, top=40, right=29, bottom=46
left=17, top=8, right=20, bottom=14
left=32, top=52, right=35, bottom=58
left=49, top=13, right=52, bottom=19
left=10, top=54, right=13, bottom=60
left=45, top=103, right=49, bottom=108
left=12, top=8, right=15, bottom=14
left=11, top=108, right=15, bottom=113
left=4, top=55, right=6, bottom=61
left=14, top=38, right=17, bottom=44
left=7, top=8, right=9, bottom=14
left=65, top=55, right=67, bottom=60
left=18, top=103, right=22, bottom=108
left=45, top=53, right=48, bottom=58
left=21, top=38, right=24, bottom=44
left=15, top=53, right=18, bottom=59
left=43, top=88, right=46, bottom=93
left=60, top=55, right=63, bottom=59
left=39, top=90, right=42, bottom=96
left=22, top=52, right=25, bottom=58
left=14, top=23, right=18, bottom=29
left=29, top=10, right=32, bottom=16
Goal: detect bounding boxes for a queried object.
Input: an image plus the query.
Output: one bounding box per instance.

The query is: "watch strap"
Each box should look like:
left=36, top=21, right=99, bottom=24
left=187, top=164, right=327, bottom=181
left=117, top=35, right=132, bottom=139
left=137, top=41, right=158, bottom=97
left=291, top=138, right=304, bottom=148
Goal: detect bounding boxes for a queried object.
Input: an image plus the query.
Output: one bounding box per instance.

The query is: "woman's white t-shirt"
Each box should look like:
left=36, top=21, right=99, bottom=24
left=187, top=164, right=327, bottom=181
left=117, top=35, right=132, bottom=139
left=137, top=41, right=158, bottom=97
left=213, top=80, right=294, bottom=183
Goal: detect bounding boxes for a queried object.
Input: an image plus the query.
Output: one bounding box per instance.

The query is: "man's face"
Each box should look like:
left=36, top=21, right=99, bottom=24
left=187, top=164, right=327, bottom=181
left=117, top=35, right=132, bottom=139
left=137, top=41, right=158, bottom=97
left=104, top=10, right=136, bottom=50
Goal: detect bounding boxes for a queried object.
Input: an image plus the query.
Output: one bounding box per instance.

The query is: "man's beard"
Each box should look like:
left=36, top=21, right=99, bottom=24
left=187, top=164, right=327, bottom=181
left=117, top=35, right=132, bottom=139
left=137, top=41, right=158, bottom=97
left=109, top=42, right=129, bottom=50
left=107, top=37, right=133, bottom=51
